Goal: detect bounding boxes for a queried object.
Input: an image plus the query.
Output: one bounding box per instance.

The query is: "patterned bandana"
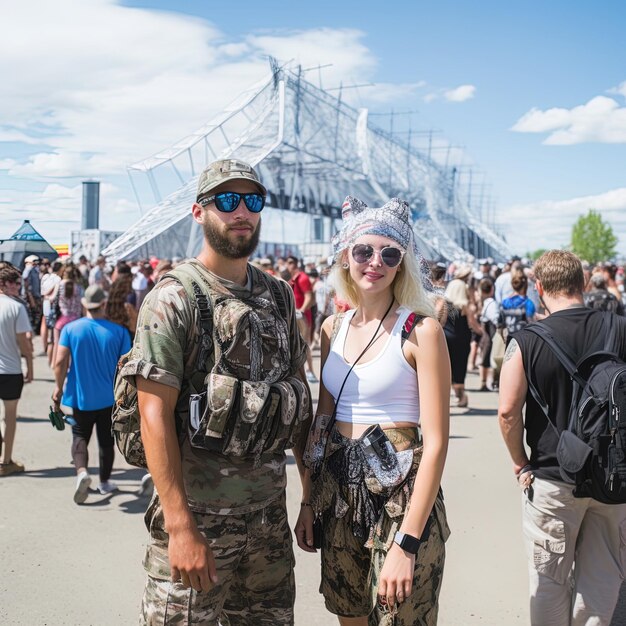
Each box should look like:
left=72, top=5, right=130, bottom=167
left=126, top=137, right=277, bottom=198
left=331, top=196, right=416, bottom=262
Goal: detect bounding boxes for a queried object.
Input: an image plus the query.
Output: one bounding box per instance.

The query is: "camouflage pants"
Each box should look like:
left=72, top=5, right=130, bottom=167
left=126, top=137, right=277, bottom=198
left=317, top=428, right=450, bottom=625
left=140, top=493, right=295, bottom=625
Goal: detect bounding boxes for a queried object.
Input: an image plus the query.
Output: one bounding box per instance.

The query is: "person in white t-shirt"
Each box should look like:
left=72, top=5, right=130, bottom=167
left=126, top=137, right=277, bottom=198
left=40, top=260, right=63, bottom=364
left=0, top=264, right=33, bottom=476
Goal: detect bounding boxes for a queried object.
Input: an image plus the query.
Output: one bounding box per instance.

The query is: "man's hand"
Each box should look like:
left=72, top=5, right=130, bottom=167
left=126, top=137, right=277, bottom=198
left=52, top=386, right=63, bottom=408
left=515, top=463, right=534, bottom=491
left=168, top=525, right=218, bottom=592
left=24, top=365, right=33, bottom=384
left=294, top=504, right=316, bottom=552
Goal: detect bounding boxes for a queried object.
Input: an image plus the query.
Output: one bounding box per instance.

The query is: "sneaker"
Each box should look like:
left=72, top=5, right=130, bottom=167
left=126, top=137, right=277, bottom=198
left=306, top=371, right=318, bottom=383
left=74, top=471, right=92, bottom=504
left=98, top=480, right=118, bottom=495
left=457, top=393, right=469, bottom=408
left=137, top=474, right=154, bottom=498
left=0, top=460, right=25, bottom=476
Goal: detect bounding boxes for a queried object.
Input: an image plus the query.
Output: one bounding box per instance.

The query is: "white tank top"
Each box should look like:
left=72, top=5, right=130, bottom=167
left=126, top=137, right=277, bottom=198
left=322, top=306, right=421, bottom=425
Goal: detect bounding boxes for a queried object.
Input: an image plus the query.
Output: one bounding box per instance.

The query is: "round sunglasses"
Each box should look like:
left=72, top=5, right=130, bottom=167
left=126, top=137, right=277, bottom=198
left=198, top=191, right=265, bottom=213
left=350, top=243, right=404, bottom=268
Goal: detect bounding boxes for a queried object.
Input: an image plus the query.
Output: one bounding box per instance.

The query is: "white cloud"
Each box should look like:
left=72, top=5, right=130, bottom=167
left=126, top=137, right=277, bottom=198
left=607, top=81, right=626, bottom=98
left=422, top=84, right=476, bottom=103
left=444, top=85, right=476, bottom=102
left=0, top=129, right=44, bottom=145
left=511, top=94, right=626, bottom=144
left=356, top=81, right=427, bottom=104
left=0, top=1, right=419, bottom=246
left=248, top=28, right=376, bottom=79
left=0, top=181, right=140, bottom=244
left=0, top=2, right=382, bottom=182
left=499, top=187, right=626, bottom=254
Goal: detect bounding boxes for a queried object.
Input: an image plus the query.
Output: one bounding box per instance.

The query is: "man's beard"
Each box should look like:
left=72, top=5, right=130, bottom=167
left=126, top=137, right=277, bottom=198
left=203, top=218, right=261, bottom=260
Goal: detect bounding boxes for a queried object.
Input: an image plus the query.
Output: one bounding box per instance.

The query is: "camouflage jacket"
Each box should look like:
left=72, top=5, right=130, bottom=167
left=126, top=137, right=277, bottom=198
left=124, top=259, right=307, bottom=514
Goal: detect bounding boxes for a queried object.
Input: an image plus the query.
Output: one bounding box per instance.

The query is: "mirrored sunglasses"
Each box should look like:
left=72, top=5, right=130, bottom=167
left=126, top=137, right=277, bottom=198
left=351, top=243, right=404, bottom=268
left=198, top=191, right=265, bottom=213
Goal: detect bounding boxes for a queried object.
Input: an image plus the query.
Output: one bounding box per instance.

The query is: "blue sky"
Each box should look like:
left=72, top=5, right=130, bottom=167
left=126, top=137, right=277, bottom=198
left=2, top=0, right=626, bottom=255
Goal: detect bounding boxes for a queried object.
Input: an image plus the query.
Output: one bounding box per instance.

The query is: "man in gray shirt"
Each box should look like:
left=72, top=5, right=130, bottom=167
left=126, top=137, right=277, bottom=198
left=0, top=264, right=33, bottom=476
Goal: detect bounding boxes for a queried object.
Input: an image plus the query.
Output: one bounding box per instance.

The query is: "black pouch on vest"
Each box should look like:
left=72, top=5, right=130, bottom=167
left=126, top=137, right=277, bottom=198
left=222, top=380, right=271, bottom=457
left=262, top=381, right=298, bottom=456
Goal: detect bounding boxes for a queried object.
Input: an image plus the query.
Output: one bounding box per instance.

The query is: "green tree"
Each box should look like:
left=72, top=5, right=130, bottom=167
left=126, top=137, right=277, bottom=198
left=570, top=209, right=617, bottom=264
left=527, top=248, right=548, bottom=261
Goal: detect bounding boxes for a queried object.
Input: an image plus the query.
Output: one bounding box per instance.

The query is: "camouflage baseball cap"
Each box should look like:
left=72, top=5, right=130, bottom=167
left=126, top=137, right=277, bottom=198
left=196, top=159, right=267, bottom=200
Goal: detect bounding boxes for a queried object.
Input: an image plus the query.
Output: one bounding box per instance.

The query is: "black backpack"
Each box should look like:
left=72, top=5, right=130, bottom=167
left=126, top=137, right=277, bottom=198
left=584, top=290, right=622, bottom=315
left=525, top=314, right=626, bottom=504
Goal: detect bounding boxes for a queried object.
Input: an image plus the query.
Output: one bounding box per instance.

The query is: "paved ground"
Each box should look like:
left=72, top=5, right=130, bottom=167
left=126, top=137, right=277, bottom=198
left=1, top=347, right=624, bottom=625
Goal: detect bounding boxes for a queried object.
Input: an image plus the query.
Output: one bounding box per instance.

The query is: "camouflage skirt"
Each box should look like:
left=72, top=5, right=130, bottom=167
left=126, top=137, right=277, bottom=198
left=311, top=426, right=450, bottom=625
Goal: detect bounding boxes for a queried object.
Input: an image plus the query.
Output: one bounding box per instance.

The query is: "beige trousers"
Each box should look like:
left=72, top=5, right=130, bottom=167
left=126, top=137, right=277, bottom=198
left=522, top=477, right=626, bottom=625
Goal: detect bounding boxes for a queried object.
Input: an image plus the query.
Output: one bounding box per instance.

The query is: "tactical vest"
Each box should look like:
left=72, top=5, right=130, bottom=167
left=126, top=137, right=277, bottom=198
left=176, top=261, right=311, bottom=467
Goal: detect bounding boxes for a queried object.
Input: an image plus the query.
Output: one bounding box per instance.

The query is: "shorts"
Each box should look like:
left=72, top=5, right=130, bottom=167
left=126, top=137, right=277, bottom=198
left=0, top=374, right=24, bottom=401
left=55, top=314, right=79, bottom=331
left=140, top=492, right=295, bottom=625
left=314, top=427, right=450, bottom=624
left=479, top=332, right=493, bottom=368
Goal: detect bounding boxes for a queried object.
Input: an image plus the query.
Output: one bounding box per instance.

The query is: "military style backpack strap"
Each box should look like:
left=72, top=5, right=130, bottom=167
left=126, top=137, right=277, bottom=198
left=268, top=279, right=289, bottom=320
left=164, top=262, right=215, bottom=380
left=401, top=312, right=423, bottom=347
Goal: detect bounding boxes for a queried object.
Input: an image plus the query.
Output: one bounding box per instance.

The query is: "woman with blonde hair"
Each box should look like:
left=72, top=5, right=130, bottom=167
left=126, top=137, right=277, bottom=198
left=295, top=196, right=451, bottom=625
left=443, top=268, right=482, bottom=407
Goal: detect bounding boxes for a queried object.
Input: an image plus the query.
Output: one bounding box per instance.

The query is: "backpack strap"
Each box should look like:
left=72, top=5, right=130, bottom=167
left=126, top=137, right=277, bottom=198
left=164, top=262, right=215, bottom=378
left=524, top=323, right=586, bottom=387
left=601, top=311, right=619, bottom=354
left=401, top=312, right=424, bottom=347
left=523, top=321, right=606, bottom=435
left=330, top=312, right=346, bottom=346
left=268, top=279, right=289, bottom=320
left=518, top=327, right=563, bottom=437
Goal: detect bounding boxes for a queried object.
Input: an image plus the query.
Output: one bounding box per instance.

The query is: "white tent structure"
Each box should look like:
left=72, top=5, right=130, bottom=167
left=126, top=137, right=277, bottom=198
left=104, top=63, right=509, bottom=263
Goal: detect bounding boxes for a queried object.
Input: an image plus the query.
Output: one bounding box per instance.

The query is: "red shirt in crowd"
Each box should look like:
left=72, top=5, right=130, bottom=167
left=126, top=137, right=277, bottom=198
left=289, top=271, right=313, bottom=326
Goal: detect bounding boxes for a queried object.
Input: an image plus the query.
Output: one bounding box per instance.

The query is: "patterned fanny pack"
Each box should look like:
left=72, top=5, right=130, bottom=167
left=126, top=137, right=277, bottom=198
left=312, top=426, right=422, bottom=543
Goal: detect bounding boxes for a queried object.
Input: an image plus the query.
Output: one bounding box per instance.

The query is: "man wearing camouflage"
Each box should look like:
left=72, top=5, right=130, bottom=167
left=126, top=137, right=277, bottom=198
left=130, top=159, right=310, bottom=625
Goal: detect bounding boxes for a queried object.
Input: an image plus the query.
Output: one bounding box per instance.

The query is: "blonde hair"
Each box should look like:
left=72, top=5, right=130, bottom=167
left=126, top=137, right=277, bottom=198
left=333, top=244, right=436, bottom=318
left=444, top=278, right=469, bottom=310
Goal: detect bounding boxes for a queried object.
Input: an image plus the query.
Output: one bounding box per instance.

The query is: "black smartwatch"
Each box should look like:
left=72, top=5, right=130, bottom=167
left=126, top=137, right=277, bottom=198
left=394, top=531, right=421, bottom=555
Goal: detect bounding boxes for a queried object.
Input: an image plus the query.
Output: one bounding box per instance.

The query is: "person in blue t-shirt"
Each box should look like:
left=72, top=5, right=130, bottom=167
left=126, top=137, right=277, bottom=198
left=52, top=285, right=131, bottom=504
left=500, top=272, right=536, bottom=336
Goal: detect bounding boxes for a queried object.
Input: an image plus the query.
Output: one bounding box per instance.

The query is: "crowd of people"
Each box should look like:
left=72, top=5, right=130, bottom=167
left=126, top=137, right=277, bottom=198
left=1, top=157, right=625, bottom=625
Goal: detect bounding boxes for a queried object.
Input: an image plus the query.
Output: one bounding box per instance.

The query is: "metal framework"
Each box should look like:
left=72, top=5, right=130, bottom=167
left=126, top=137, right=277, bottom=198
left=103, top=63, right=509, bottom=262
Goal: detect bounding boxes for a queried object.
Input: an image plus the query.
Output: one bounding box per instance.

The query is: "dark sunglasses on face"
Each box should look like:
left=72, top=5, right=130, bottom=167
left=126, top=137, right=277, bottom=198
left=198, top=191, right=265, bottom=213
left=351, top=243, right=404, bottom=268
